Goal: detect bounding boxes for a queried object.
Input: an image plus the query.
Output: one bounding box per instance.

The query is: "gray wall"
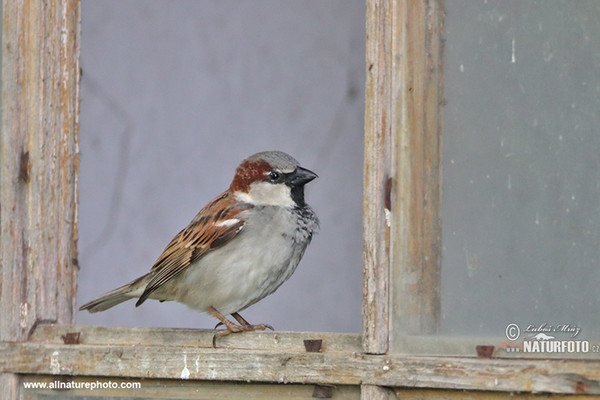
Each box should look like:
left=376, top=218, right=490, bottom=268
left=442, top=0, right=600, bottom=339
left=76, top=1, right=365, bottom=333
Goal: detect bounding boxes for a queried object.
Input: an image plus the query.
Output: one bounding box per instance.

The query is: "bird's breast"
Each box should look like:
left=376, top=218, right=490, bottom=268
left=172, top=205, right=316, bottom=314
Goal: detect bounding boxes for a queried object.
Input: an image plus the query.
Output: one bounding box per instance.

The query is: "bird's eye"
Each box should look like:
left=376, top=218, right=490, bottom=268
left=268, top=171, right=281, bottom=181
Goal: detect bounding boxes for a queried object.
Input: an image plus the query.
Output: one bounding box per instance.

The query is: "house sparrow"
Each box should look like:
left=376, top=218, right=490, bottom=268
left=80, top=151, right=319, bottom=342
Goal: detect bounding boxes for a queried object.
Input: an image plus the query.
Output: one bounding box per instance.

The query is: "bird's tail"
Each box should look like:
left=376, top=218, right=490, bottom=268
left=79, top=274, right=149, bottom=313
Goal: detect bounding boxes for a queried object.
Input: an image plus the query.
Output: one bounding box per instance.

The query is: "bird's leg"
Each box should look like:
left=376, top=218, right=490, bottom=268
left=209, top=306, right=243, bottom=348
left=208, top=306, right=242, bottom=335
left=211, top=312, right=250, bottom=329
left=231, top=312, right=251, bottom=327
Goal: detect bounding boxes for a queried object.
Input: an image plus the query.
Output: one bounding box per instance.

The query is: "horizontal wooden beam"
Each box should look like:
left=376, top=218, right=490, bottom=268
left=2, top=325, right=600, bottom=394
left=21, top=375, right=361, bottom=399
left=27, top=323, right=361, bottom=353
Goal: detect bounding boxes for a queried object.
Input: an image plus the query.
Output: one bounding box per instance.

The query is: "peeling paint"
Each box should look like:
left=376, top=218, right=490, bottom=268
left=180, top=353, right=190, bottom=379
left=19, top=303, right=29, bottom=330
left=50, top=351, right=61, bottom=374
left=384, top=208, right=392, bottom=228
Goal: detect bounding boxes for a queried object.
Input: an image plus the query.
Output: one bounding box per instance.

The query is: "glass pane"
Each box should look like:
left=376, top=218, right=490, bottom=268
left=442, top=0, right=600, bottom=353
left=76, top=1, right=364, bottom=333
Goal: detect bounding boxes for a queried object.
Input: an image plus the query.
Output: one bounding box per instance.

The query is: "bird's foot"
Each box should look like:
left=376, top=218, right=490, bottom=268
left=208, top=307, right=274, bottom=347
left=213, top=321, right=274, bottom=331
left=211, top=322, right=273, bottom=347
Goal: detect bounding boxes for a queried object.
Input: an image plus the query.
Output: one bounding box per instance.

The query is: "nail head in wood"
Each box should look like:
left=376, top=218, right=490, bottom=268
left=62, top=332, right=81, bottom=345
left=476, top=345, right=494, bottom=359
left=312, top=384, right=334, bottom=398
left=575, top=380, right=587, bottom=394
left=304, top=339, right=322, bottom=353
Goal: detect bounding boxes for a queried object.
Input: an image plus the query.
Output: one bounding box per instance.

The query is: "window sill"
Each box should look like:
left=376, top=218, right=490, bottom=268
left=1, top=324, right=599, bottom=394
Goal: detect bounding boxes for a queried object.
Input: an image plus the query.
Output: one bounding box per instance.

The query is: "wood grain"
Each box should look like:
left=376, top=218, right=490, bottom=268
left=363, top=1, right=444, bottom=397
left=361, top=384, right=394, bottom=400
left=363, top=0, right=445, bottom=360
left=363, top=0, right=392, bottom=357
left=4, top=325, right=600, bottom=394
left=20, top=376, right=361, bottom=399
left=29, top=323, right=361, bottom=354
left=0, top=0, right=80, bottom=396
left=1, top=0, right=80, bottom=341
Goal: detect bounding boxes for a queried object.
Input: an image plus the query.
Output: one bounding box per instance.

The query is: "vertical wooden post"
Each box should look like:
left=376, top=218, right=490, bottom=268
left=0, top=0, right=80, bottom=395
left=363, top=1, right=394, bottom=399
left=363, top=0, right=392, bottom=358
left=363, top=0, right=444, bottom=397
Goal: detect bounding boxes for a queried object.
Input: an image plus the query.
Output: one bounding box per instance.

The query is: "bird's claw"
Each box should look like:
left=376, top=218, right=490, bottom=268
left=263, top=323, right=275, bottom=331
left=211, top=323, right=274, bottom=348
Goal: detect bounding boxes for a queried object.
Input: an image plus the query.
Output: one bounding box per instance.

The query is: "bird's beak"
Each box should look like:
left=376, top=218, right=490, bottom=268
left=289, top=167, right=318, bottom=186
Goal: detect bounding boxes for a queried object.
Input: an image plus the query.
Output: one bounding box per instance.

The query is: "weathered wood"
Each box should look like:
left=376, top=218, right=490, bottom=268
left=3, top=340, right=600, bottom=393
left=0, top=0, right=80, bottom=397
left=388, top=0, right=444, bottom=344
left=363, top=0, right=445, bottom=360
left=392, top=388, right=592, bottom=400
left=20, top=376, right=590, bottom=400
left=20, top=375, right=361, bottom=399
left=361, top=384, right=393, bottom=400
left=363, top=0, right=392, bottom=357
left=0, top=375, right=19, bottom=399
left=363, top=1, right=444, bottom=397
left=3, top=325, right=600, bottom=394
left=0, top=0, right=80, bottom=340
left=29, top=323, right=361, bottom=354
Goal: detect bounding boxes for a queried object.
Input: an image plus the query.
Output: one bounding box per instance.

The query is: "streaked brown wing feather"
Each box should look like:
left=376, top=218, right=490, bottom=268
left=136, top=192, right=249, bottom=306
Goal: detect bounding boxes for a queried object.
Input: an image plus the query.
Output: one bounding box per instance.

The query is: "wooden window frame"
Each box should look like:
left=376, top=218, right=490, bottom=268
left=1, top=1, right=598, bottom=398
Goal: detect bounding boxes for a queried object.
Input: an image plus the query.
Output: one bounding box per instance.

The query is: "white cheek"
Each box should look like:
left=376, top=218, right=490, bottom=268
left=235, top=182, right=294, bottom=207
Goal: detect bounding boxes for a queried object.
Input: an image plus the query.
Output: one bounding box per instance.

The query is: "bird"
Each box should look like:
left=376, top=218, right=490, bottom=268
left=79, top=151, right=319, bottom=342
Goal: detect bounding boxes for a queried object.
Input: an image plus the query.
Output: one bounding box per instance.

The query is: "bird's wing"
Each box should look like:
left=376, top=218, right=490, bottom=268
left=136, top=191, right=250, bottom=306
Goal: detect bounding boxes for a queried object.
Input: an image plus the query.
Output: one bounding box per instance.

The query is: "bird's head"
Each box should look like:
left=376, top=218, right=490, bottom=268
left=230, top=151, right=317, bottom=207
